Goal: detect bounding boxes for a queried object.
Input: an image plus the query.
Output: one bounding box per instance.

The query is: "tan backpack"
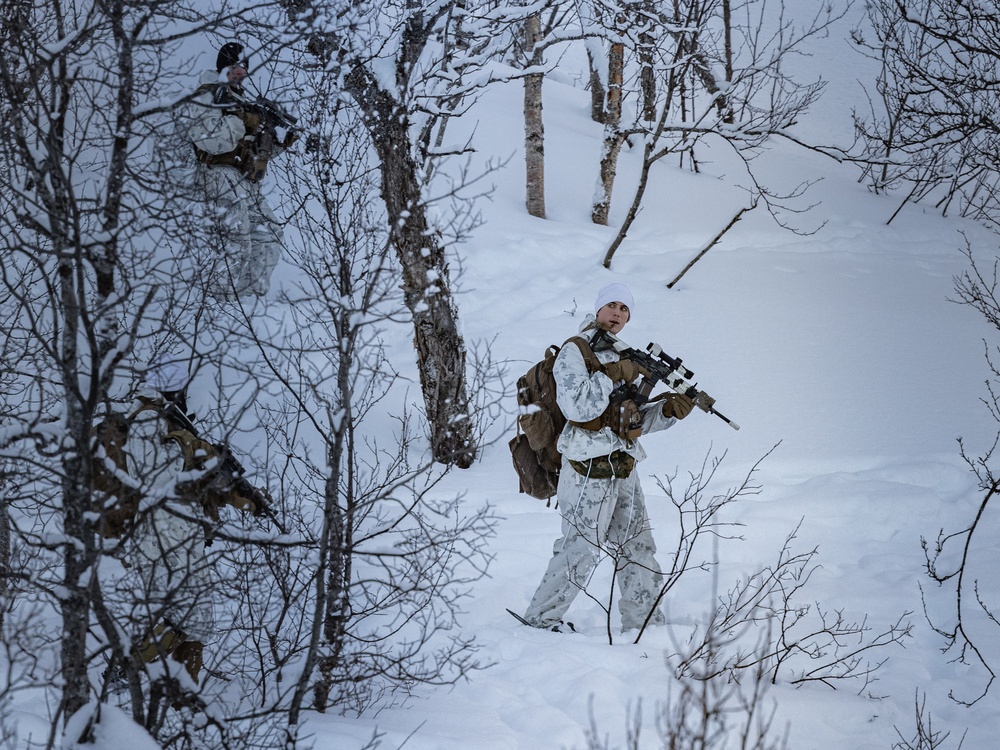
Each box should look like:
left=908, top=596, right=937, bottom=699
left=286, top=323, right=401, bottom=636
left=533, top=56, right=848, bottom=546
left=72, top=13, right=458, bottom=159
left=509, top=336, right=602, bottom=502
left=91, top=399, right=257, bottom=538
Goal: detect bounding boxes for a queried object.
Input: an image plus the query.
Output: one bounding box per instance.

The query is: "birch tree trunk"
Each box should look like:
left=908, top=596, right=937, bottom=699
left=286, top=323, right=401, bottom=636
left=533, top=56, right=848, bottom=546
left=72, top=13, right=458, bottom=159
left=342, top=66, right=476, bottom=468
left=524, top=13, right=546, bottom=219
left=287, top=0, right=478, bottom=468
left=591, top=40, right=625, bottom=226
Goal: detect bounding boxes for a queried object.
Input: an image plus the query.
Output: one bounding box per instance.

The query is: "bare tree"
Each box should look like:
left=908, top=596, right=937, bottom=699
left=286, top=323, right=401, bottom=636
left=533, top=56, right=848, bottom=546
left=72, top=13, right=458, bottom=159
left=592, top=29, right=626, bottom=227
left=919, top=237, right=1000, bottom=705
left=854, top=0, right=1000, bottom=229
left=0, top=0, right=153, bottom=724
left=598, top=0, right=845, bottom=269
left=571, top=448, right=910, bottom=750
left=564, top=445, right=910, bottom=701
left=230, top=92, right=499, bottom=743
left=0, top=2, right=304, bottom=745
left=278, top=0, right=503, bottom=468
left=892, top=692, right=967, bottom=750
left=524, top=10, right=548, bottom=218
left=513, top=0, right=589, bottom=218
left=575, top=627, right=790, bottom=750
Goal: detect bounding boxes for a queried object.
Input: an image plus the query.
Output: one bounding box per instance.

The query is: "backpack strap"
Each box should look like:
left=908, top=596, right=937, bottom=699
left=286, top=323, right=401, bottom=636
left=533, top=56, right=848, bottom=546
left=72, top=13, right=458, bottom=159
left=128, top=395, right=164, bottom=422
left=564, top=335, right=602, bottom=374
left=562, top=335, right=612, bottom=432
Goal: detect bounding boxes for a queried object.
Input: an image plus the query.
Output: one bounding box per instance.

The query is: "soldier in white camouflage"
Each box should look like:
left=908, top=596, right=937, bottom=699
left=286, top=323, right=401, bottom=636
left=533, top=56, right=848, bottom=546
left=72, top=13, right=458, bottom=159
left=124, top=357, right=259, bottom=697
left=184, top=42, right=296, bottom=299
left=523, top=283, right=695, bottom=632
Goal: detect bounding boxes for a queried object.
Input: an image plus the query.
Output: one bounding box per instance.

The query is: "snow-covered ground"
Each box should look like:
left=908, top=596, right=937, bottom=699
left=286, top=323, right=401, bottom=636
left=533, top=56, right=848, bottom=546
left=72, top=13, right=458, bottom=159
left=300, top=8, right=1000, bottom=750
left=11, top=3, right=1000, bottom=748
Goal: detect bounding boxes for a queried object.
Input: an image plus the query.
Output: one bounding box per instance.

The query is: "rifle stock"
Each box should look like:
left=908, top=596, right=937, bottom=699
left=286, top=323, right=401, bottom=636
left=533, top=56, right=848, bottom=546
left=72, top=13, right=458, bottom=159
left=591, top=328, right=740, bottom=431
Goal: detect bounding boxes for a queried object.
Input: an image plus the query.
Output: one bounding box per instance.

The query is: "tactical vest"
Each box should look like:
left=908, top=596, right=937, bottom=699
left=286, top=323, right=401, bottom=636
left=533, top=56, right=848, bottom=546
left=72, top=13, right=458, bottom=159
left=93, top=397, right=253, bottom=537
left=91, top=411, right=140, bottom=539
left=192, top=84, right=274, bottom=182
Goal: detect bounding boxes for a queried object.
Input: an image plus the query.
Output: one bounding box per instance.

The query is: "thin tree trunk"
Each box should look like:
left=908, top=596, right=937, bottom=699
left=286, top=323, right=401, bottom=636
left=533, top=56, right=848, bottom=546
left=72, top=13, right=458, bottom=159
left=310, top=275, right=355, bottom=712
left=59, top=266, right=94, bottom=727
left=638, top=1, right=656, bottom=121
left=666, top=206, right=750, bottom=287
left=586, top=45, right=606, bottom=124
left=592, top=41, right=624, bottom=226
left=602, top=136, right=655, bottom=266
left=603, top=58, right=684, bottom=268
left=0, top=473, right=8, bottom=632
left=524, top=13, right=545, bottom=219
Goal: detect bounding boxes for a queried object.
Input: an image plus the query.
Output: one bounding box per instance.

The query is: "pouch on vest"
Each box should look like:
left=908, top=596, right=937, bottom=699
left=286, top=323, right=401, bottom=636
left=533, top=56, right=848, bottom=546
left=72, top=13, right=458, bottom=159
left=603, top=396, right=644, bottom=441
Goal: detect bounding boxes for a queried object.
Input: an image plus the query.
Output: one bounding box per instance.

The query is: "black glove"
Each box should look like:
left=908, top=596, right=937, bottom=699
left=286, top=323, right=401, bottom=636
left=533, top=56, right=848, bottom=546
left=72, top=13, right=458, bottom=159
left=662, top=393, right=695, bottom=420
left=604, top=360, right=647, bottom=383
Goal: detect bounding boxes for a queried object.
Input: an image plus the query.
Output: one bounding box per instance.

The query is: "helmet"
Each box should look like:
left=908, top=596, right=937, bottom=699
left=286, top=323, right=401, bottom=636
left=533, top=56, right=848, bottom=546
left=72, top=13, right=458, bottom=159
left=216, top=42, right=249, bottom=73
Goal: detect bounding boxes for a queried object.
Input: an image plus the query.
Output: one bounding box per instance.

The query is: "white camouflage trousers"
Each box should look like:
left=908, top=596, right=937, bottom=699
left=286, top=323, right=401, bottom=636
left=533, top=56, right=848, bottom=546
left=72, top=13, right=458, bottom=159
left=136, top=506, right=215, bottom=642
left=200, top=166, right=282, bottom=298
left=524, top=458, right=665, bottom=631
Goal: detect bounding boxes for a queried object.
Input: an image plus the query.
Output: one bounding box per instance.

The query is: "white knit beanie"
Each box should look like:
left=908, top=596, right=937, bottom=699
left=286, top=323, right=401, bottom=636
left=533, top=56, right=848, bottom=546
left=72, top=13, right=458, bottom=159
left=144, top=355, right=189, bottom=392
left=594, top=283, right=634, bottom=316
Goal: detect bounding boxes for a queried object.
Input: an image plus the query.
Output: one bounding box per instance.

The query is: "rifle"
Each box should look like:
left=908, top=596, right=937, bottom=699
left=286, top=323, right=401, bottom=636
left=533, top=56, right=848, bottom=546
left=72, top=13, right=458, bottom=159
left=160, top=400, right=287, bottom=533
left=210, top=84, right=299, bottom=131
left=590, top=327, right=740, bottom=431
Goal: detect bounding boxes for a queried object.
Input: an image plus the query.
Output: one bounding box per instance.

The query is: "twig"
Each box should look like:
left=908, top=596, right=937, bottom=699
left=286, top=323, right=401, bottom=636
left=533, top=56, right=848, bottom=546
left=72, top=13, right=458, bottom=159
left=667, top=205, right=751, bottom=289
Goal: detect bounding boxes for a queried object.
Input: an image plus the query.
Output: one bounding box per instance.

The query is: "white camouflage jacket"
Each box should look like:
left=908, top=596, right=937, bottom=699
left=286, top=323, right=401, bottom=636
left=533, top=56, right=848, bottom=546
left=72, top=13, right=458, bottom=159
left=554, top=315, right=677, bottom=463
left=187, top=70, right=248, bottom=157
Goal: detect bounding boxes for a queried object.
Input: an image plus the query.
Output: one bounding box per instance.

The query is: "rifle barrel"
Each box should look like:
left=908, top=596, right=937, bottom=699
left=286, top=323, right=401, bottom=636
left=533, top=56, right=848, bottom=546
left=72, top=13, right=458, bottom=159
left=711, top=408, right=740, bottom=431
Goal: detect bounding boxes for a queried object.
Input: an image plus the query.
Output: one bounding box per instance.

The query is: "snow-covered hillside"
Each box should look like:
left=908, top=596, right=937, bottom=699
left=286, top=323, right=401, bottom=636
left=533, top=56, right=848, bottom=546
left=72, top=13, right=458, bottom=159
left=10, top=2, right=1000, bottom=748
left=301, top=6, right=1000, bottom=750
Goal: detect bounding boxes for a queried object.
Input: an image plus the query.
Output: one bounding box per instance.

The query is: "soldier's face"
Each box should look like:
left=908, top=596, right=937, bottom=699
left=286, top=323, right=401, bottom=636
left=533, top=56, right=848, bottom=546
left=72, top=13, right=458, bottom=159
left=227, top=65, right=247, bottom=85
left=596, top=301, right=629, bottom=333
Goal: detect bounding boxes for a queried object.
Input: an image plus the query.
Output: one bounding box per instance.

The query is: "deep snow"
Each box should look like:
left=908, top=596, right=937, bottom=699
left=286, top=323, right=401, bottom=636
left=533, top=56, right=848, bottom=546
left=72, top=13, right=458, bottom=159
left=308, top=8, right=1000, bottom=749
left=11, top=2, right=1000, bottom=748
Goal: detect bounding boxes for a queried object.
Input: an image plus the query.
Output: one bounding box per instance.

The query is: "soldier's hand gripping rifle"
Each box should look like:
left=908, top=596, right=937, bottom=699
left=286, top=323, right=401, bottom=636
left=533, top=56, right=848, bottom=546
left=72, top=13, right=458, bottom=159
left=590, top=327, right=741, bottom=431
left=160, top=401, right=287, bottom=533
left=208, top=83, right=298, bottom=129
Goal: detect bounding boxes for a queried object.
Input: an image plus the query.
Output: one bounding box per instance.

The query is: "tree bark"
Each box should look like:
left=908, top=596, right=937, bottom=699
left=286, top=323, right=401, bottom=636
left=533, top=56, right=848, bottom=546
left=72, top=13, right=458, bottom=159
left=586, top=45, right=606, bottom=124
left=638, top=1, right=656, bottom=122
left=524, top=13, right=545, bottom=219
left=0, top=474, right=8, bottom=632
left=344, top=66, right=476, bottom=468
left=59, top=258, right=95, bottom=726
left=592, top=41, right=625, bottom=226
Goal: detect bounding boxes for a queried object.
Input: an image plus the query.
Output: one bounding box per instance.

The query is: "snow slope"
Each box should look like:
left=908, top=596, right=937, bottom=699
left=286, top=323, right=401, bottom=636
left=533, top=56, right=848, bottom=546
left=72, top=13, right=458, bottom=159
left=303, top=7, right=1000, bottom=750
left=11, top=3, right=1000, bottom=748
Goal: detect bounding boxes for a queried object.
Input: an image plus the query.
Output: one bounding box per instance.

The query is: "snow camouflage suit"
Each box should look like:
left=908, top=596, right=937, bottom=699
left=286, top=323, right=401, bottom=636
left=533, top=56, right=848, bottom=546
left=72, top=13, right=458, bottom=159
left=185, top=70, right=285, bottom=298
left=524, top=316, right=678, bottom=631
left=125, top=399, right=257, bottom=656
left=124, top=400, right=217, bottom=649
